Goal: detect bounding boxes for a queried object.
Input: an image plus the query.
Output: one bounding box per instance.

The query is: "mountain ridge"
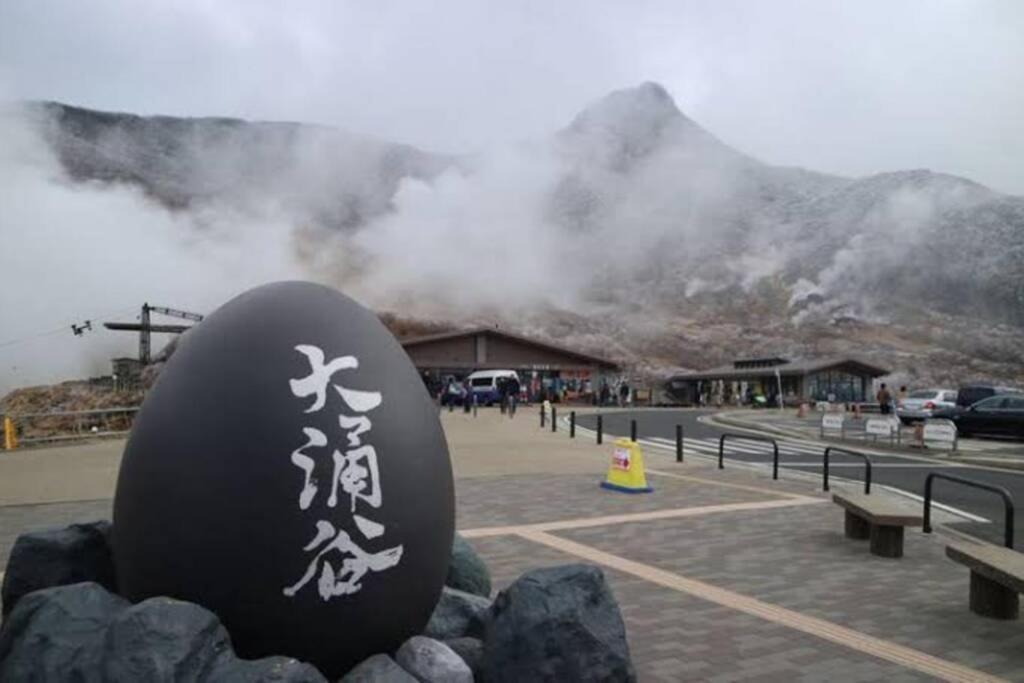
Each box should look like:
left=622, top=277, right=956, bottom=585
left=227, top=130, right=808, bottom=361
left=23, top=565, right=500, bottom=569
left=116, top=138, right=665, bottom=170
left=12, top=83, right=1024, bottom=385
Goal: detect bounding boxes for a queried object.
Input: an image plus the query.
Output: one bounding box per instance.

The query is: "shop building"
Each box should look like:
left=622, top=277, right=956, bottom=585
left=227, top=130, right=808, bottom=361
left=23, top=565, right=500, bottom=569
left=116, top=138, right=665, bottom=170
left=400, top=327, right=619, bottom=400
left=666, top=356, right=889, bottom=406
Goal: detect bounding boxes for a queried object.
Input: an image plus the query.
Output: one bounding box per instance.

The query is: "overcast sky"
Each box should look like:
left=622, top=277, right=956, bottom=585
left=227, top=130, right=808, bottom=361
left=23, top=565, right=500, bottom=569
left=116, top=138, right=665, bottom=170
left=1, top=0, right=1022, bottom=193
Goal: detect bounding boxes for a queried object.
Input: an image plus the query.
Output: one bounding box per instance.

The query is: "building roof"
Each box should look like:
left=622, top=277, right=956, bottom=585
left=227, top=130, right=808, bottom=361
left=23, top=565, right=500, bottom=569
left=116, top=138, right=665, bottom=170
left=400, top=327, right=619, bottom=369
left=669, top=357, right=889, bottom=382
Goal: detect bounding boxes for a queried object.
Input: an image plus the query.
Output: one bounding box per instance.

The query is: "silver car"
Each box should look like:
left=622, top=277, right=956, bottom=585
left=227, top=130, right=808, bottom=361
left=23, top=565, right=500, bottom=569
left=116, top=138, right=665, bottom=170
left=897, top=389, right=957, bottom=423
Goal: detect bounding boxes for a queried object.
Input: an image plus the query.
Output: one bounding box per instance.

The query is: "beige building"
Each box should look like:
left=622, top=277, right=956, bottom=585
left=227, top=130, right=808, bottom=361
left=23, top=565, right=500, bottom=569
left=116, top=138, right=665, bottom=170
left=400, top=327, right=619, bottom=400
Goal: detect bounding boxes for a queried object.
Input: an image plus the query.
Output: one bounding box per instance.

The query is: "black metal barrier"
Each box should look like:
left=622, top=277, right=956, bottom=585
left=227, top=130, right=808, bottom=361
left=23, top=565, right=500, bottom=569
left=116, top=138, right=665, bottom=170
left=923, top=472, right=1015, bottom=549
left=676, top=424, right=683, bottom=463
left=596, top=415, right=603, bottom=445
left=630, top=419, right=637, bottom=443
left=551, top=406, right=557, bottom=433
left=718, top=434, right=779, bottom=480
left=823, top=447, right=872, bottom=494
left=539, top=405, right=545, bottom=428
left=570, top=411, right=576, bottom=438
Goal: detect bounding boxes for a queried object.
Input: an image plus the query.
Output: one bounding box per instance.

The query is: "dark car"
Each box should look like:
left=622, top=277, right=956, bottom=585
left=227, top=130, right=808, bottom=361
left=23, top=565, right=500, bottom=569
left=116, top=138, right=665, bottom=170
left=956, top=384, right=1022, bottom=408
left=933, top=394, right=1024, bottom=439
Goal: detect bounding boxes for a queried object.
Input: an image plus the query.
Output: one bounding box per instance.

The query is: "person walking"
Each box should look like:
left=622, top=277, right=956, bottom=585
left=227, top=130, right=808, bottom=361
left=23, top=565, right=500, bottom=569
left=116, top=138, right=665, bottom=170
left=506, top=375, right=520, bottom=417
left=619, top=381, right=630, bottom=407
left=600, top=381, right=611, bottom=406
left=876, top=383, right=893, bottom=415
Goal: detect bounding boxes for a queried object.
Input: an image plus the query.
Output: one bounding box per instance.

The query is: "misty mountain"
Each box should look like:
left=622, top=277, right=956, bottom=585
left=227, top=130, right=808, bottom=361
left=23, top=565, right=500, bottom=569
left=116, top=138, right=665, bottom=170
left=20, top=84, right=1024, bottom=384
left=27, top=101, right=452, bottom=230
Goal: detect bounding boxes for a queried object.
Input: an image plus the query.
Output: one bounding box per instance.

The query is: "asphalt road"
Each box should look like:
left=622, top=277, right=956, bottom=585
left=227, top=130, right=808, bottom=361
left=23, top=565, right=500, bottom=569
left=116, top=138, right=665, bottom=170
left=575, top=408, right=1024, bottom=548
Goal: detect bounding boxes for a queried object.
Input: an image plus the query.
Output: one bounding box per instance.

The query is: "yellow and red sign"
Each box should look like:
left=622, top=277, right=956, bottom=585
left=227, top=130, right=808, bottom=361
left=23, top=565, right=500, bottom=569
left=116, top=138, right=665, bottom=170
left=600, top=438, right=652, bottom=494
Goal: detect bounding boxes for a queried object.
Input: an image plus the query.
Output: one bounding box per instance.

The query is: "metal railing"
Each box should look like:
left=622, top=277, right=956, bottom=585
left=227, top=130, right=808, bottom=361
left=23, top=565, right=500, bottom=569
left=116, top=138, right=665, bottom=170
left=718, top=433, right=779, bottom=480
left=923, top=472, right=1015, bottom=549
left=3, top=406, right=141, bottom=448
left=822, top=446, right=872, bottom=494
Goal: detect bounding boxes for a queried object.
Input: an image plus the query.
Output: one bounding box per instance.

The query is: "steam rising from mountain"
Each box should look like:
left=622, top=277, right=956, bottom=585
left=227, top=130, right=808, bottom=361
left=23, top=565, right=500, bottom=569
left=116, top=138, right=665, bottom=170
left=2, top=82, right=1023, bottom=391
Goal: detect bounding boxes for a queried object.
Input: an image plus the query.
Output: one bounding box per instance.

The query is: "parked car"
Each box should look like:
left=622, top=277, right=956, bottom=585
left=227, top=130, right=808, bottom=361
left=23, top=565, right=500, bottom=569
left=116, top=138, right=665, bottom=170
left=897, top=389, right=957, bottom=424
left=466, top=369, right=520, bottom=406
left=956, top=384, right=1022, bottom=409
left=932, top=394, right=1024, bottom=439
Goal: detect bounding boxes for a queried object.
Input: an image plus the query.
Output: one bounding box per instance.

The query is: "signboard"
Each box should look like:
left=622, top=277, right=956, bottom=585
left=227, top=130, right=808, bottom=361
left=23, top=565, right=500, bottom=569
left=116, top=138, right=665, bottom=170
left=924, top=419, right=957, bottom=445
left=866, top=418, right=896, bottom=437
left=822, top=414, right=844, bottom=431
left=611, top=445, right=631, bottom=471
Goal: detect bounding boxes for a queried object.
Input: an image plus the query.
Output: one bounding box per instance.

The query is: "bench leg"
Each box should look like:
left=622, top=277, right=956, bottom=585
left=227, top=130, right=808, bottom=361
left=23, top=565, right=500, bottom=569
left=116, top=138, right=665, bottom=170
left=969, top=571, right=1019, bottom=620
left=844, top=510, right=870, bottom=540
left=869, top=524, right=904, bottom=558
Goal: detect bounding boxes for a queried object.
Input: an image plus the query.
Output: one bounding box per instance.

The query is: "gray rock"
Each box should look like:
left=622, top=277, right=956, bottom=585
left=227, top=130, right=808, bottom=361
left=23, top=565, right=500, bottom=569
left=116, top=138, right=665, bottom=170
left=443, top=638, right=483, bottom=679
left=424, top=587, right=491, bottom=640
left=1, top=520, right=117, bottom=617
left=395, top=636, right=473, bottom=683
left=446, top=534, right=491, bottom=598
left=341, top=654, right=418, bottom=683
left=482, top=564, right=635, bottom=682
left=0, top=582, right=326, bottom=682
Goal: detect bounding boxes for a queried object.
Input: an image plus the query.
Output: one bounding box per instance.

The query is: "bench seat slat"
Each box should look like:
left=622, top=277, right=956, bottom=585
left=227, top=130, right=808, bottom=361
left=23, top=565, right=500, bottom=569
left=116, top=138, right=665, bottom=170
left=946, top=541, right=1024, bottom=595
left=832, top=492, right=923, bottom=527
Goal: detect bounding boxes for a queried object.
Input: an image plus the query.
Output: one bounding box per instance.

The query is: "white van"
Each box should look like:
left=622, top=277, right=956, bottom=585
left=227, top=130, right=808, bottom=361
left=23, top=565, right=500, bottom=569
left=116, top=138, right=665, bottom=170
left=466, top=370, right=519, bottom=405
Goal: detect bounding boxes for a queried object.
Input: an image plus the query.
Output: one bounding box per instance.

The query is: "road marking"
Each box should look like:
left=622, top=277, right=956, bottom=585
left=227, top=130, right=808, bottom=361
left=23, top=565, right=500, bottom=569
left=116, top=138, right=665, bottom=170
left=570, top=422, right=988, bottom=523
left=516, top=529, right=1008, bottom=683
left=460, top=497, right=825, bottom=538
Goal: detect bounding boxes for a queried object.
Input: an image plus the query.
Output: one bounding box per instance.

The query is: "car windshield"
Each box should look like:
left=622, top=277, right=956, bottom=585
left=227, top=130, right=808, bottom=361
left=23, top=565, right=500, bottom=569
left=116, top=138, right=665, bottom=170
left=909, top=390, right=937, bottom=399
left=470, top=378, right=493, bottom=387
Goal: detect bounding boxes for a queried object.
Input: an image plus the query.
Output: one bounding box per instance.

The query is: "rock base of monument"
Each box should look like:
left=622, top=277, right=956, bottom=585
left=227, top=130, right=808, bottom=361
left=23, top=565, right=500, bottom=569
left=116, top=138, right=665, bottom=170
left=0, top=524, right=636, bottom=682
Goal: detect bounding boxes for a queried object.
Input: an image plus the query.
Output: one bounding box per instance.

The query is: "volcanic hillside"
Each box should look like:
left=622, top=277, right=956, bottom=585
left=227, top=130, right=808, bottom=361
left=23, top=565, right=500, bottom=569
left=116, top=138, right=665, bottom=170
left=19, top=84, right=1024, bottom=386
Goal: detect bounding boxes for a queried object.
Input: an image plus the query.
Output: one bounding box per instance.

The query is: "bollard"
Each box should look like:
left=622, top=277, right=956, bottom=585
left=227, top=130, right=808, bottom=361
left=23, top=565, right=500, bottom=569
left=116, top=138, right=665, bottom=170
left=630, top=419, right=637, bottom=443
left=597, top=414, right=603, bottom=445
left=473, top=400, right=478, bottom=417
left=570, top=411, right=576, bottom=438
left=676, top=424, right=683, bottom=462
left=449, top=401, right=454, bottom=413
left=551, top=406, right=557, bottom=433
left=540, top=405, right=546, bottom=428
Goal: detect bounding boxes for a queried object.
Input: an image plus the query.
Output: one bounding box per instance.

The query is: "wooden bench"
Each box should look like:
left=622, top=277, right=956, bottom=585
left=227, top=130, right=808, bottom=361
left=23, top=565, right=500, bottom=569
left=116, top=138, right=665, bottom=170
left=946, top=540, right=1024, bottom=619
left=832, top=491, right=923, bottom=558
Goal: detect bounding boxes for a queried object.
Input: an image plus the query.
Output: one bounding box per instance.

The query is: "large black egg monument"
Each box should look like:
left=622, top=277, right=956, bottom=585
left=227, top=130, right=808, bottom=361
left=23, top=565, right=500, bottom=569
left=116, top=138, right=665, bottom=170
left=112, top=282, right=455, bottom=677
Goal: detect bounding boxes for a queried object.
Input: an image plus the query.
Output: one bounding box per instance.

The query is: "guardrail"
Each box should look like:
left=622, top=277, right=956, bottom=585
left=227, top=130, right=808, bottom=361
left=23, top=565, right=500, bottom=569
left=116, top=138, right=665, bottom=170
left=822, top=446, right=872, bottom=494
left=2, top=406, right=141, bottom=449
left=923, top=472, right=1015, bottom=548
left=718, top=433, right=779, bottom=480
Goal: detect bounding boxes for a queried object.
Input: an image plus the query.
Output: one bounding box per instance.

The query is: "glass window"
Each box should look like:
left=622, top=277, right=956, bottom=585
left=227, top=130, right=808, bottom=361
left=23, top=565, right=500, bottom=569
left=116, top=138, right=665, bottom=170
left=973, top=396, right=1007, bottom=410
left=471, top=378, right=493, bottom=387
left=909, top=390, right=937, bottom=399
left=1005, top=397, right=1024, bottom=410
left=942, top=392, right=958, bottom=402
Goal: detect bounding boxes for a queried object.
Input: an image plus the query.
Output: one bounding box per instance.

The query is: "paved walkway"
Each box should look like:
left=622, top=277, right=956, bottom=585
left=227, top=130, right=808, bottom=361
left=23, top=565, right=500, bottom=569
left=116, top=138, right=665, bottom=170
left=3, top=409, right=1024, bottom=680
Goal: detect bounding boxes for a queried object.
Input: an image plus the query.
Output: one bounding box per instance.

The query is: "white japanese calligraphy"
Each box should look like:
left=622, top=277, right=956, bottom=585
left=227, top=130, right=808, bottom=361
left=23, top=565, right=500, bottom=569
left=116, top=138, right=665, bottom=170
left=284, top=343, right=402, bottom=601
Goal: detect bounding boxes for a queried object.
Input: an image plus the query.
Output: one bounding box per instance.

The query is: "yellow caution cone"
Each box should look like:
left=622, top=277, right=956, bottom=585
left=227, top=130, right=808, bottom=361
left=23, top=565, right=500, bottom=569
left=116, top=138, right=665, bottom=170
left=600, top=438, right=653, bottom=493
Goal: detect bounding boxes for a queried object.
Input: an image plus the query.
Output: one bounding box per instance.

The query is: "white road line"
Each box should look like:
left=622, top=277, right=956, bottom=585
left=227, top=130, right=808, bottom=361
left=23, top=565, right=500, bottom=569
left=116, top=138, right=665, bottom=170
left=571, top=421, right=990, bottom=523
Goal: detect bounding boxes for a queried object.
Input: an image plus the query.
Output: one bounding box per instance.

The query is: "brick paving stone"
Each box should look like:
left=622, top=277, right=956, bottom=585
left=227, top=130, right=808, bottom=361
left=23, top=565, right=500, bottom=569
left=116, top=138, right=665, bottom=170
left=455, top=471, right=786, bottom=530
left=468, top=534, right=933, bottom=682
left=557, top=503, right=1024, bottom=680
